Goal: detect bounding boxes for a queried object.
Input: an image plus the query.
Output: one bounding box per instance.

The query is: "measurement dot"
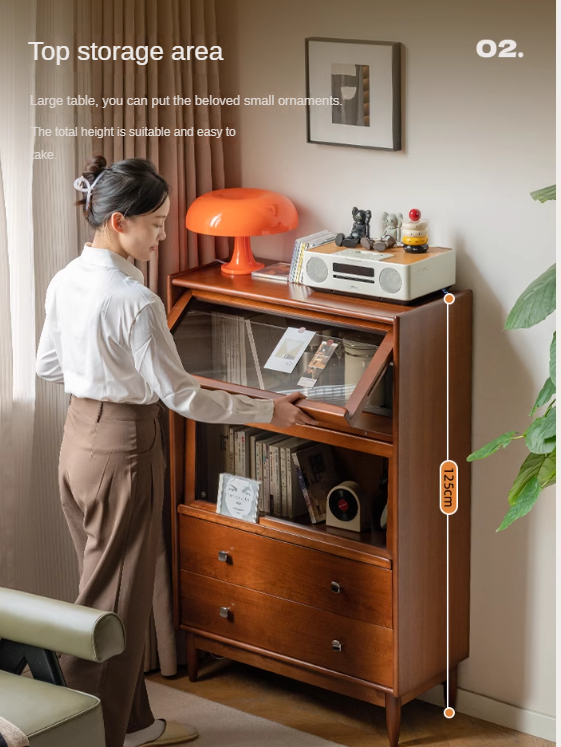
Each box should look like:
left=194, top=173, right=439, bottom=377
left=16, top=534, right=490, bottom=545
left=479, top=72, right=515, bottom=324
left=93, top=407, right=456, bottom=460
left=444, top=707, right=455, bottom=719
left=444, top=293, right=455, bottom=305
left=518, top=52, right=524, bottom=57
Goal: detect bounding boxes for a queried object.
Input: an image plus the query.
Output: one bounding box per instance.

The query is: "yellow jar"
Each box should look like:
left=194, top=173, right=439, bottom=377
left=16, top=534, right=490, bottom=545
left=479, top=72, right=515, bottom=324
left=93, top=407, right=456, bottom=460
left=402, top=235, right=428, bottom=246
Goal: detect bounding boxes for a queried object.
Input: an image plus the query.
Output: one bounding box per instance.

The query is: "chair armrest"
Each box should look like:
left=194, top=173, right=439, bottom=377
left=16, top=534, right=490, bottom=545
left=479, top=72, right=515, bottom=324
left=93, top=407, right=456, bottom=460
left=0, top=588, right=125, bottom=663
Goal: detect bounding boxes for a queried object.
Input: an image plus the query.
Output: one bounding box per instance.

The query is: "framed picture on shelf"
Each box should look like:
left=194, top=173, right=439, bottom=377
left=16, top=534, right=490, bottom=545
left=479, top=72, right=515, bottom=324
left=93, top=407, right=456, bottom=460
left=216, top=473, right=260, bottom=523
left=305, top=38, right=401, bottom=151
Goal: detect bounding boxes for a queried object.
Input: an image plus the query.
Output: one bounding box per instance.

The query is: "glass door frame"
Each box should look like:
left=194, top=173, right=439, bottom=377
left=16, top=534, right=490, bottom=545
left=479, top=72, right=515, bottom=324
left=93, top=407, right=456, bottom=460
left=168, top=288, right=395, bottom=439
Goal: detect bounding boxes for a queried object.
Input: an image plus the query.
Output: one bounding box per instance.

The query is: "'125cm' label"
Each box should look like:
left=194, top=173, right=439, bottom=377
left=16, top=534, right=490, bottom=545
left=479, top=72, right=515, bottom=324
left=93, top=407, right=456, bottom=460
left=440, top=461, right=458, bottom=515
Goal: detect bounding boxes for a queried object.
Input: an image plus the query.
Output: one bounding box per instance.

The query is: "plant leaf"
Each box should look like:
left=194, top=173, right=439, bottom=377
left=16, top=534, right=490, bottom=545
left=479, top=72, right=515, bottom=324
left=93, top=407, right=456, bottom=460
left=530, top=377, right=555, bottom=415
left=530, top=185, right=556, bottom=202
left=497, top=477, right=541, bottom=531
left=524, top=407, right=556, bottom=454
left=467, top=431, right=517, bottom=461
left=504, top=264, right=556, bottom=329
left=550, top=332, right=556, bottom=383
left=537, top=449, right=556, bottom=487
left=508, top=452, right=546, bottom=505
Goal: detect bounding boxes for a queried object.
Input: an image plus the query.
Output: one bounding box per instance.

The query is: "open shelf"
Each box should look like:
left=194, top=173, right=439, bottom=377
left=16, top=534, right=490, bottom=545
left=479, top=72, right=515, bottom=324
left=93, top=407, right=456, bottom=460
left=187, top=422, right=390, bottom=564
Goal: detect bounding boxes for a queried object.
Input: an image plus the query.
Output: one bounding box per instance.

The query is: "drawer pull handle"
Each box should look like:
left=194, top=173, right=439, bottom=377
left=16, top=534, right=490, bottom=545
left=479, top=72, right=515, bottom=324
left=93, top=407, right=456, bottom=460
left=331, top=581, right=342, bottom=593
left=332, top=640, right=342, bottom=652
left=218, top=551, right=230, bottom=563
left=219, top=606, right=231, bottom=619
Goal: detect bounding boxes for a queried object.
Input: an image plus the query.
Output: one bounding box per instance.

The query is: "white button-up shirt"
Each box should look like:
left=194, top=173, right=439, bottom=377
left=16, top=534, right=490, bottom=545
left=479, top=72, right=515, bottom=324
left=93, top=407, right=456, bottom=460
left=36, top=244, right=274, bottom=424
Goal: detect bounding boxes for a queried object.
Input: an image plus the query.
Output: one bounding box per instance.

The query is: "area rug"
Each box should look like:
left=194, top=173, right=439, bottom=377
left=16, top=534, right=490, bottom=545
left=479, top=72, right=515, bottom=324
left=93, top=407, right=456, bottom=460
left=146, top=681, right=343, bottom=747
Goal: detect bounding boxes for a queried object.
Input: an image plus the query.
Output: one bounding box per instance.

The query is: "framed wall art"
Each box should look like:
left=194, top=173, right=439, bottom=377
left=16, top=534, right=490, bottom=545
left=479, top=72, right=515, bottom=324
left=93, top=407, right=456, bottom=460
left=305, top=38, right=401, bottom=151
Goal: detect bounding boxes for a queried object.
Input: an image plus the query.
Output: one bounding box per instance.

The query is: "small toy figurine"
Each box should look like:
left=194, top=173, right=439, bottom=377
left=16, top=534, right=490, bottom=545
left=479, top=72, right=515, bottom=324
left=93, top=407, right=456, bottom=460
left=335, top=207, right=372, bottom=248
left=382, top=212, right=403, bottom=241
left=401, top=208, right=429, bottom=253
left=360, top=235, right=396, bottom=252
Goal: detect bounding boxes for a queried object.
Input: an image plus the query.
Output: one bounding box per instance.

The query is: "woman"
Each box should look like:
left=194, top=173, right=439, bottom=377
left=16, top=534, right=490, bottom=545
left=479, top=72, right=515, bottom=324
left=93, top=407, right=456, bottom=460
left=36, top=156, right=316, bottom=747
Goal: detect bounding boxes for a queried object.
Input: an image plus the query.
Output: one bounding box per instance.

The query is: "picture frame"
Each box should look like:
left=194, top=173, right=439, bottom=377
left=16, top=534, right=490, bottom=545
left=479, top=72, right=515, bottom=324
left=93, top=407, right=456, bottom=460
left=305, top=38, right=401, bottom=151
left=216, top=472, right=260, bottom=523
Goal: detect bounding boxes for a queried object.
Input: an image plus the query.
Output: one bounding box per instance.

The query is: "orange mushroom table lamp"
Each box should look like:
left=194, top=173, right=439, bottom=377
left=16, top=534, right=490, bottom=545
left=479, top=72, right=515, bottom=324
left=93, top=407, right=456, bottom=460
left=185, top=187, right=298, bottom=275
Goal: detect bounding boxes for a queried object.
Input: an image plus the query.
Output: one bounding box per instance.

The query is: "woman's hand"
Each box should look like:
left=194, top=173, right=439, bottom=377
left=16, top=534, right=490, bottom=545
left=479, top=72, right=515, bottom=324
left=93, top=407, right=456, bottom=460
left=270, top=391, right=319, bottom=429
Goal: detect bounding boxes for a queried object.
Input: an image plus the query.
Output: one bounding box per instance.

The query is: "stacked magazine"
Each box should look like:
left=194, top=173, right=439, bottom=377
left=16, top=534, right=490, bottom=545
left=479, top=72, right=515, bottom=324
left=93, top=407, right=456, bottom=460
left=288, top=230, right=337, bottom=284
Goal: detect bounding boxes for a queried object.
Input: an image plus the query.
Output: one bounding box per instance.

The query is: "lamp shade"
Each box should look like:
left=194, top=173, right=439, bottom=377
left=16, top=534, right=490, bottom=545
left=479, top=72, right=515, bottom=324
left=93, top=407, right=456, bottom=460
left=185, top=187, right=298, bottom=276
left=185, top=188, right=298, bottom=237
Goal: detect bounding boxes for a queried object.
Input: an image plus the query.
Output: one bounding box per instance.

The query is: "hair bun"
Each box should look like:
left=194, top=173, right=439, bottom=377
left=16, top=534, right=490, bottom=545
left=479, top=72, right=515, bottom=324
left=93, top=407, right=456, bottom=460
left=82, top=154, right=107, bottom=181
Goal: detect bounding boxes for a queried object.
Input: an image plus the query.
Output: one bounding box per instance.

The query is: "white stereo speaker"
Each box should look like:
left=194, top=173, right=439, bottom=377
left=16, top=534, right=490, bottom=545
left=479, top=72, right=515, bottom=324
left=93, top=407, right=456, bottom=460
left=326, top=481, right=371, bottom=533
left=302, top=242, right=455, bottom=302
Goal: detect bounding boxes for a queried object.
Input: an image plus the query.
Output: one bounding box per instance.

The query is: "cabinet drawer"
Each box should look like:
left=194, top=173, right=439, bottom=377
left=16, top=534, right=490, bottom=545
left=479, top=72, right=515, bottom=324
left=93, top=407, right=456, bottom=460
left=181, top=570, right=393, bottom=687
left=180, top=516, right=392, bottom=628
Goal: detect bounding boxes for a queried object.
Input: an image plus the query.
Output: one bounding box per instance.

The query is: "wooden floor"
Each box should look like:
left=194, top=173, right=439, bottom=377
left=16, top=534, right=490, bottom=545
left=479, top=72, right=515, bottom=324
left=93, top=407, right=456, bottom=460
left=147, top=656, right=552, bottom=747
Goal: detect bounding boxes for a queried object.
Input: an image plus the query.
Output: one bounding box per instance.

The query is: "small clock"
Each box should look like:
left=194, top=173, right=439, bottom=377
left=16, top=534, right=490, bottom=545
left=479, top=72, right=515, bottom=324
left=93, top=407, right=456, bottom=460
left=326, top=481, right=371, bottom=532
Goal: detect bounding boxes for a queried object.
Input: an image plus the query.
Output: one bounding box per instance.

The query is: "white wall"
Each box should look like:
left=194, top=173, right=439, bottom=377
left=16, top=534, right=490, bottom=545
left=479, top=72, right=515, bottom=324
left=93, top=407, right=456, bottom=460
left=217, top=0, right=556, bottom=727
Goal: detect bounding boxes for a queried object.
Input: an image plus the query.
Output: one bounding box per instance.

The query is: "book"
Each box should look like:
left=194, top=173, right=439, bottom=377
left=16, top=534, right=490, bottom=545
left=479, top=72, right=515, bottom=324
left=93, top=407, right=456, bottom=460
left=239, top=316, right=248, bottom=386
left=293, top=460, right=315, bottom=522
left=251, top=263, right=291, bottom=282
left=272, top=436, right=302, bottom=517
left=289, top=230, right=330, bottom=282
left=249, top=429, right=267, bottom=479
left=268, top=440, right=285, bottom=516
left=235, top=426, right=261, bottom=477
left=197, top=423, right=231, bottom=503
left=211, top=310, right=232, bottom=380
left=292, top=442, right=339, bottom=523
left=296, top=232, right=338, bottom=284
left=254, top=432, right=273, bottom=511
left=212, top=310, right=251, bottom=386
left=228, top=425, right=244, bottom=473
left=281, top=438, right=311, bottom=519
left=289, top=230, right=337, bottom=284
left=260, top=433, right=287, bottom=514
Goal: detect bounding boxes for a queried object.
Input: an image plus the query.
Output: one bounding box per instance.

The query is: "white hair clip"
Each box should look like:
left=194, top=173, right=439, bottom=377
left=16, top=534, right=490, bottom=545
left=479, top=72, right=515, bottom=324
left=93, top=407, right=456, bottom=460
left=73, top=170, right=107, bottom=211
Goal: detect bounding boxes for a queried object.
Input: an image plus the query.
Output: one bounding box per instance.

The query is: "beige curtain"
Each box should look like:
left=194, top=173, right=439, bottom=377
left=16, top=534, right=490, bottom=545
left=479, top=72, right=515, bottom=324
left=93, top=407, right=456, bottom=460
left=75, top=0, right=228, bottom=675
left=76, top=0, right=229, bottom=299
left=0, top=153, right=14, bottom=589
left=0, top=0, right=80, bottom=597
left=1, top=2, right=204, bottom=681
left=0, top=0, right=39, bottom=592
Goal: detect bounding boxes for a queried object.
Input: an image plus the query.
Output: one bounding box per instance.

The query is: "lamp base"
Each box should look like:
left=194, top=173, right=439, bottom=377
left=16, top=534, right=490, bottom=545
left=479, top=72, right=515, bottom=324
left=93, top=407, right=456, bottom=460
left=221, top=236, right=265, bottom=275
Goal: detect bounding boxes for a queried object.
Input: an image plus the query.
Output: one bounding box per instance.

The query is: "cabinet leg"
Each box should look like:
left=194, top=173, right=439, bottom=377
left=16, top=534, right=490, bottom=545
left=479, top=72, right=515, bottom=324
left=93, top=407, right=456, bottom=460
left=442, top=664, right=458, bottom=709
left=186, top=633, right=198, bottom=682
left=385, top=693, right=401, bottom=747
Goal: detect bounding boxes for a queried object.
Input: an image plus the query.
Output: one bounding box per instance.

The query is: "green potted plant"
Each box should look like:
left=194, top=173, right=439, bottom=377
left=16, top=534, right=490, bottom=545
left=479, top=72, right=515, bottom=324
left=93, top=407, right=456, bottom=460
left=467, top=186, right=556, bottom=530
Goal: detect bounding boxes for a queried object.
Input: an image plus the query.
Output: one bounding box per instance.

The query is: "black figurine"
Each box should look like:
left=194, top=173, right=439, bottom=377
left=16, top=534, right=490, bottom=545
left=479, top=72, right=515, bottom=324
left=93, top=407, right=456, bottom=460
left=335, top=207, right=371, bottom=248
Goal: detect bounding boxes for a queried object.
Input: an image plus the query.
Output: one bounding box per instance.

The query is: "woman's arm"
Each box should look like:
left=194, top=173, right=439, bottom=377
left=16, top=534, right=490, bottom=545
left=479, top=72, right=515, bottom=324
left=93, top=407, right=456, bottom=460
left=36, top=320, right=64, bottom=384
left=130, top=297, right=274, bottom=424
left=130, top=298, right=317, bottom=427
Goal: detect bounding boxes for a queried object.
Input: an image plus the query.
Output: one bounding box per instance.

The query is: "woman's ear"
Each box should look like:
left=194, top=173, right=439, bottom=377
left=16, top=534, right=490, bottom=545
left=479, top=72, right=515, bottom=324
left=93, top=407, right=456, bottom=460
left=109, top=212, right=126, bottom=233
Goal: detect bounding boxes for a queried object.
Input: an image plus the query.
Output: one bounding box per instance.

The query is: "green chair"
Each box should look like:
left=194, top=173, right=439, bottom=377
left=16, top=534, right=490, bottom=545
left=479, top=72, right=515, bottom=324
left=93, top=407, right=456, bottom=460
left=0, top=587, right=125, bottom=747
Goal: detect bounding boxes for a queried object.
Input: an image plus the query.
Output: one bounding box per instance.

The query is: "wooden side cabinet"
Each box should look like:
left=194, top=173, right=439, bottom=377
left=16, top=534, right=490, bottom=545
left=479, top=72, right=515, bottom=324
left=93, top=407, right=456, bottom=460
left=166, top=262, right=472, bottom=747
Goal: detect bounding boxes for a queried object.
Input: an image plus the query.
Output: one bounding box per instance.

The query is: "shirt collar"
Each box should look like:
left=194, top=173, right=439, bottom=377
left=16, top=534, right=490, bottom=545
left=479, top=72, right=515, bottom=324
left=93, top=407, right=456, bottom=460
left=81, top=244, right=145, bottom=284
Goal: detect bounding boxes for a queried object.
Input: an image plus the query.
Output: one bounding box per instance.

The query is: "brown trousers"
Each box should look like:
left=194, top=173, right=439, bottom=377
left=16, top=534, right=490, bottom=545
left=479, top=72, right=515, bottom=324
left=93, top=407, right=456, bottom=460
left=58, top=396, right=165, bottom=747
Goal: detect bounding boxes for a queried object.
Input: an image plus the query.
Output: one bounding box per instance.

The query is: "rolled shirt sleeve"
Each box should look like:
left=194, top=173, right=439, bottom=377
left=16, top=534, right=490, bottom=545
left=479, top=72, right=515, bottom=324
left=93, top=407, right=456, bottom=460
left=130, top=297, right=274, bottom=424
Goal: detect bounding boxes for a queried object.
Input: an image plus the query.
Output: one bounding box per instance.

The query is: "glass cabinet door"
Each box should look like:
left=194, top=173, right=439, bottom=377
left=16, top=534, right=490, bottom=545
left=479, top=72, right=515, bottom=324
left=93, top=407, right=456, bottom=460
left=171, top=298, right=393, bottom=428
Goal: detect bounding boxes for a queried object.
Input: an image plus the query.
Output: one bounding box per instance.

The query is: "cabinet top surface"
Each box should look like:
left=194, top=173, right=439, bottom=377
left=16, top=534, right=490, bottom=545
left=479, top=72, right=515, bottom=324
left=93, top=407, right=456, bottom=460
left=171, top=261, right=456, bottom=325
